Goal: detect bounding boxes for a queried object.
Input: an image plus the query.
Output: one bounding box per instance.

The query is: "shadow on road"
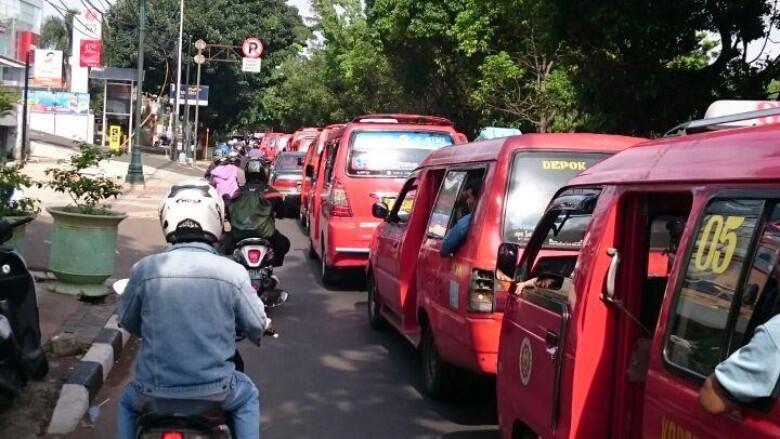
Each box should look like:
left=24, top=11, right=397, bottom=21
left=249, top=220, right=498, bottom=438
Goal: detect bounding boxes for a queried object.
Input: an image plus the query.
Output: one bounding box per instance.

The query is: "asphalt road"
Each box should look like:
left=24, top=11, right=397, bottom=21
left=68, top=219, right=498, bottom=438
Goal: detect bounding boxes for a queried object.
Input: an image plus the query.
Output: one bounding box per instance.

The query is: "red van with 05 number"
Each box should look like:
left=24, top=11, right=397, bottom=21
left=495, top=102, right=780, bottom=438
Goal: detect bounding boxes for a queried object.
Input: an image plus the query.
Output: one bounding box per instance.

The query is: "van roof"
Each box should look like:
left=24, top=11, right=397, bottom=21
left=418, top=133, right=644, bottom=168
left=350, top=114, right=455, bottom=127
left=570, top=123, right=780, bottom=186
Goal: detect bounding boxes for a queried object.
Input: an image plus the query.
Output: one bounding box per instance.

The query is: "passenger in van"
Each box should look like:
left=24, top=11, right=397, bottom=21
left=699, top=314, right=780, bottom=414
left=440, top=180, right=481, bottom=256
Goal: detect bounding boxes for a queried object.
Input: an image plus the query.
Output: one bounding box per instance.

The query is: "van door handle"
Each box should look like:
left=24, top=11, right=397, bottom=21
left=545, top=330, right=559, bottom=360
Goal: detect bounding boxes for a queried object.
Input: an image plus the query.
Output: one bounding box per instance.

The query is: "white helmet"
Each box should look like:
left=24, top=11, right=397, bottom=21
left=159, top=179, right=225, bottom=243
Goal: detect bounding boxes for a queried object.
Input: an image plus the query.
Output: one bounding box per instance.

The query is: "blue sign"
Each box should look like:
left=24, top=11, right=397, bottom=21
left=169, top=84, right=209, bottom=106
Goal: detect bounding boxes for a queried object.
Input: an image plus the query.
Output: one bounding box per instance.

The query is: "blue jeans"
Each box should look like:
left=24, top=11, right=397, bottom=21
left=118, top=371, right=260, bottom=439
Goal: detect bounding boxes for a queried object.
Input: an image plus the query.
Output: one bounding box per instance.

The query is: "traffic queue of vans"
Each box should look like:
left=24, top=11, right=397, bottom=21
left=290, top=101, right=780, bottom=438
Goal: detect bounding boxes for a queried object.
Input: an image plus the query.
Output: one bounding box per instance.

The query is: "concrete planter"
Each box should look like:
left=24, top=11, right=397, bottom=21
left=1, top=214, right=35, bottom=253
left=47, top=207, right=127, bottom=296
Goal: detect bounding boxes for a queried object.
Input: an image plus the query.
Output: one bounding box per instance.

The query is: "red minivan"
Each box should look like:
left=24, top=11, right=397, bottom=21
left=366, top=133, right=643, bottom=397
left=308, top=114, right=462, bottom=284
left=289, top=128, right=321, bottom=153
left=300, top=124, right=346, bottom=228
left=495, top=108, right=780, bottom=438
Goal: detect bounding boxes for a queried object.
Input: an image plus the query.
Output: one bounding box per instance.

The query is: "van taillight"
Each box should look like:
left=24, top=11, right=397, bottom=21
left=161, top=432, right=184, bottom=439
left=326, top=181, right=353, bottom=217
left=469, top=269, right=495, bottom=313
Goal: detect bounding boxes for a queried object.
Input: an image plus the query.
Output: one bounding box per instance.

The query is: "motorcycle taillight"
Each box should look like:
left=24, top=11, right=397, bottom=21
left=248, top=249, right=262, bottom=264
left=161, top=432, right=184, bottom=439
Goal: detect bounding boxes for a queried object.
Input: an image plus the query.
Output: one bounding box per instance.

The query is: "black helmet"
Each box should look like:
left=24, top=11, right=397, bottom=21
left=245, top=157, right=269, bottom=183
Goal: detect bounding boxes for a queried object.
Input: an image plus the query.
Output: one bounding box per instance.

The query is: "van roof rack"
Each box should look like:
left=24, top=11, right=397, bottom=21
left=351, top=114, right=454, bottom=126
left=665, top=106, right=780, bottom=137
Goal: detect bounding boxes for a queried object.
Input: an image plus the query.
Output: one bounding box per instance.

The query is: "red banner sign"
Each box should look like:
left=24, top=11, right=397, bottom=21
left=80, top=40, right=102, bottom=67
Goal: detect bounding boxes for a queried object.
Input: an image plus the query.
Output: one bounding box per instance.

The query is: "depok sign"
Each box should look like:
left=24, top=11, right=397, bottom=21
left=33, top=49, right=63, bottom=79
left=80, top=40, right=102, bottom=67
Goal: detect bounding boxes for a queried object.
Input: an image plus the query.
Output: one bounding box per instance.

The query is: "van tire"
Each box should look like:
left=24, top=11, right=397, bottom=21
left=421, top=323, right=450, bottom=399
left=321, top=245, right=338, bottom=286
left=308, top=239, right=318, bottom=260
left=367, top=274, right=387, bottom=330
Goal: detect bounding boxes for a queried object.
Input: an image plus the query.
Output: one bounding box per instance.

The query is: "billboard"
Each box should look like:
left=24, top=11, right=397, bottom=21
left=80, top=40, right=102, bottom=67
left=27, top=91, right=91, bottom=114
left=33, top=49, right=63, bottom=79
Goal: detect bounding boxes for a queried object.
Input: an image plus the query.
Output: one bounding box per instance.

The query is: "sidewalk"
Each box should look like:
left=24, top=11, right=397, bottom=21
left=0, top=141, right=204, bottom=438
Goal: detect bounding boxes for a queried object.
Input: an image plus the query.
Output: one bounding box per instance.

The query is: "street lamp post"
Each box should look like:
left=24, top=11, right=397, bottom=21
left=170, top=0, right=185, bottom=160
left=193, top=39, right=206, bottom=161
left=182, top=39, right=192, bottom=163
left=126, top=0, right=145, bottom=184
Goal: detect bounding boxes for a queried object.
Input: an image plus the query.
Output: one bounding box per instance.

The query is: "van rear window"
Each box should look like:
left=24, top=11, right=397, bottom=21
left=503, top=151, right=610, bottom=245
left=348, top=131, right=453, bottom=177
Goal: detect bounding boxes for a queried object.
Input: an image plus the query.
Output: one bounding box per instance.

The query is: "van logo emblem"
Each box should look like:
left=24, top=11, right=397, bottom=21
left=519, top=337, right=532, bottom=385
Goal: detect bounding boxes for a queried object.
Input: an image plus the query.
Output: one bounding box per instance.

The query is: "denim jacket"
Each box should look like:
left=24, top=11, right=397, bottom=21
left=118, top=242, right=268, bottom=399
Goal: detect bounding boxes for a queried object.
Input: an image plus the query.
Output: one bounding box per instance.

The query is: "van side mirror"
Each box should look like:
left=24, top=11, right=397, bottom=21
left=305, top=165, right=314, bottom=178
left=496, top=243, right=520, bottom=281
left=372, top=202, right=389, bottom=219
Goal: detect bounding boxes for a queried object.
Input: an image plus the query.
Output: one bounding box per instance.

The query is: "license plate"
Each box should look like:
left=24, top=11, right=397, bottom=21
left=248, top=269, right=265, bottom=278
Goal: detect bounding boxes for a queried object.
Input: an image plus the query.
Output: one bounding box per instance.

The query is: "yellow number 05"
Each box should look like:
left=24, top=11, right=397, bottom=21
left=694, top=215, right=745, bottom=274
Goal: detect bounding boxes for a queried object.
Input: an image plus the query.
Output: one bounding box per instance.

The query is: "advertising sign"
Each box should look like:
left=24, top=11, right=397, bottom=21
left=109, top=125, right=122, bottom=151
left=33, top=49, right=63, bottom=79
left=27, top=90, right=91, bottom=114
left=80, top=40, right=102, bottom=67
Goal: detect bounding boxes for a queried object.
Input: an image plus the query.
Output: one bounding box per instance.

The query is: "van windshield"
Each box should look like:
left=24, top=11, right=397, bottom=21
left=503, top=151, right=610, bottom=245
left=348, top=131, right=453, bottom=177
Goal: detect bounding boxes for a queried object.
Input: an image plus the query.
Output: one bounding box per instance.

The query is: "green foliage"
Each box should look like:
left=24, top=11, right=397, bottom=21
left=103, top=0, right=309, bottom=133
left=0, top=87, right=18, bottom=116
left=45, top=144, right=123, bottom=215
left=0, top=163, right=40, bottom=217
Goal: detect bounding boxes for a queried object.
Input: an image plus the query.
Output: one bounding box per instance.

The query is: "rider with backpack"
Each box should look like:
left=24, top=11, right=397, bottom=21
left=222, top=158, right=290, bottom=266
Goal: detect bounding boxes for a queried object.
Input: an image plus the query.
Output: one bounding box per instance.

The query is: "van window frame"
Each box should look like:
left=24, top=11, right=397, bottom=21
left=661, top=189, right=780, bottom=382
left=344, top=128, right=455, bottom=178
left=424, top=163, right=489, bottom=240
left=500, top=148, right=613, bottom=247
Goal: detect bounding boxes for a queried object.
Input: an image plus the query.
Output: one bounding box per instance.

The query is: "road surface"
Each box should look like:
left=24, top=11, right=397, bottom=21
left=68, top=219, right=498, bottom=438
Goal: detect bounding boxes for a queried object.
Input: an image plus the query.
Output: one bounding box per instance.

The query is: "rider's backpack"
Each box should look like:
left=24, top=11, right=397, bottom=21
left=229, top=186, right=276, bottom=239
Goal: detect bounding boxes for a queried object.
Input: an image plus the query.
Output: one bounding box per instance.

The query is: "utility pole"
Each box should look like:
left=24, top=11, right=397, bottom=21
left=193, top=39, right=206, bottom=161
left=126, top=0, right=145, bottom=183
left=171, top=0, right=185, bottom=160
left=182, top=38, right=192, bottom=163
left=20, top=50, right=31, bottom=162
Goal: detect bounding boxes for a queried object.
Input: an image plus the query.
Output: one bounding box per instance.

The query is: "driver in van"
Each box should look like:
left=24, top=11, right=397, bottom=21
left=440, top=180, right=481, bottom=256
left=699, top=314, right=780, bottom=414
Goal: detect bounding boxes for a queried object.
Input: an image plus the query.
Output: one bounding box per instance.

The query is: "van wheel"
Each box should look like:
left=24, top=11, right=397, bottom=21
left=308, top=239, right=318, bottom=260
left=421, top=324, right=450, bottom=399
left=367, top=275, right=387, bottom=330
left=321, top=246, right=338, bottom=286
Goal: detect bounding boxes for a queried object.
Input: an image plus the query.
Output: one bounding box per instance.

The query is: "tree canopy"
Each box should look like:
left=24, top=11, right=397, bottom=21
left=103, top=0, right=780, bottom=137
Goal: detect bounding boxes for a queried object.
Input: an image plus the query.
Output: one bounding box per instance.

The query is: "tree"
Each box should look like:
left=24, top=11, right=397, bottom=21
left=559, top=0, right=780, bottom=134
left=264, top=0, right=406, bottom=130
left=102, top=0, right=310, bottom=133
left=39, top=12, right=77, bottom=52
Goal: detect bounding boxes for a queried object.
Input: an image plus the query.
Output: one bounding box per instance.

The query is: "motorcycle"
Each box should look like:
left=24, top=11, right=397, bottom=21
left=0, top=217, right=48, bottom=410
left=112, top=279, right=277, bottom=438
left=231, top=238, right=289, bottom=309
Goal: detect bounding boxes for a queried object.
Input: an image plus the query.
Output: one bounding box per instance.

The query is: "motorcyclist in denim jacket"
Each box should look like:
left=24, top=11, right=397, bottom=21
left=117, top=180, right=270, bottom=439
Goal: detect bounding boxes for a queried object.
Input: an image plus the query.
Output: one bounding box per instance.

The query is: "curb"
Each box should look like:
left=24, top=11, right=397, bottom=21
left=47, top=315, right=130, bottom=435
